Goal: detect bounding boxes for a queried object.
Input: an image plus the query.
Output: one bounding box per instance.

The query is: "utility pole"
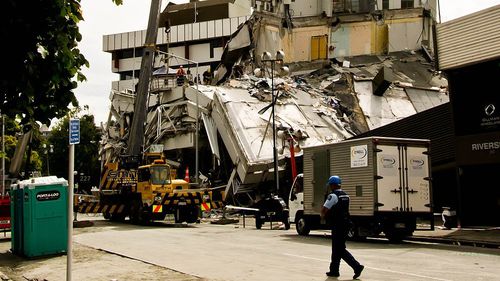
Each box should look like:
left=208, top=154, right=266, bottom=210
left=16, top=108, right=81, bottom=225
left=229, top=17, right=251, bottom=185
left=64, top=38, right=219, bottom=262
left=127, top=0, right=162, bottom=159
left=260, top=51, right=285, bottom=195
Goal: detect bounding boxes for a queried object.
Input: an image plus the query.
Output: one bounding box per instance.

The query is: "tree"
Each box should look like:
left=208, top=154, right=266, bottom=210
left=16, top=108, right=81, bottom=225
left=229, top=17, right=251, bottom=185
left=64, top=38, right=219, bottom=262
left=49, top=110, right=101, bottom=191
left=0, top=117, right=21, bottom=175
left=1, top=0, right=122, bottom=128
left=0, top=117, right=42, bottom=180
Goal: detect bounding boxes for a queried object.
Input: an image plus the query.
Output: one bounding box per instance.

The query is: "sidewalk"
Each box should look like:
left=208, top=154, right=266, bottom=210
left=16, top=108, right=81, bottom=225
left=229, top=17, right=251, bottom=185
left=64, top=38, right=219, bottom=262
left=411, top=227, right=500, bottom=248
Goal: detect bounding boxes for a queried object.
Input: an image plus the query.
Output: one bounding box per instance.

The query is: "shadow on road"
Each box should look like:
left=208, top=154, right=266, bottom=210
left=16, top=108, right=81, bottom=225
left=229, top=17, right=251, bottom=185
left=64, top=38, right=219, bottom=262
left=277, top=231, right=500, bottom=255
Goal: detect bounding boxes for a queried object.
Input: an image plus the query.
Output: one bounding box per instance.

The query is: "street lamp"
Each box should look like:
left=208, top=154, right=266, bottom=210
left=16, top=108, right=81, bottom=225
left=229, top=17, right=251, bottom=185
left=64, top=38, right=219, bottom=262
left=259, top=50, right=285, bottom=195
left=43, top=143, right=53, bottom=176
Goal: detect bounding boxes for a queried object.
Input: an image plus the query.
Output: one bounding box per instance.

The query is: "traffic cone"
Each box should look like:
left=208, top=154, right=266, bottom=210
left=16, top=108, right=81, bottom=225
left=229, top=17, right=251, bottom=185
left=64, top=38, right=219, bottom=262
left=184, top=166, right=190, bottom=182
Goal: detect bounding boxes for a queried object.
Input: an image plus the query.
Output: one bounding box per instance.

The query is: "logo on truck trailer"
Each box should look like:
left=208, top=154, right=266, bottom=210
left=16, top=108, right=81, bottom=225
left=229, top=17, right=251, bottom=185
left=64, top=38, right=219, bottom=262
left=410, top=158, right=425, bottom=168
left=380, top=156, right=396, bottom=167
left=350, top=145, right=368, bottom=167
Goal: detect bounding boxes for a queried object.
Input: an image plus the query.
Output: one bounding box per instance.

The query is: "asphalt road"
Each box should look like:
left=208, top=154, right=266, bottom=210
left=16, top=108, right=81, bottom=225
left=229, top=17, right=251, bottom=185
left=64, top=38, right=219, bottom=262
left=74, top=219, right=500, bottom=281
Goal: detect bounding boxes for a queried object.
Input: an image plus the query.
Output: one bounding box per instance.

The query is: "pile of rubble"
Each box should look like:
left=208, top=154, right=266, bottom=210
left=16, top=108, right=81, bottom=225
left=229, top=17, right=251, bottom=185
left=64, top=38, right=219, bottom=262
left=101, top=48, right=448, bottom=200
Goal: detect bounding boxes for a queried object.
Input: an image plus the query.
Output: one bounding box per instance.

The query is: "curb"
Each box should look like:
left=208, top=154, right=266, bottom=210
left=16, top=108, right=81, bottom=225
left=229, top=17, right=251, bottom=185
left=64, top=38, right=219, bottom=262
left=407, top=235, right=500, bottom=249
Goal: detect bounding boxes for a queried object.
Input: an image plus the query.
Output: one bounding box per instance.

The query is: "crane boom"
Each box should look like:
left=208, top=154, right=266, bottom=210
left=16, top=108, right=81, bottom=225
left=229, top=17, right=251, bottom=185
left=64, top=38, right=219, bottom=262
left=127, top=0, right=162, bottom=158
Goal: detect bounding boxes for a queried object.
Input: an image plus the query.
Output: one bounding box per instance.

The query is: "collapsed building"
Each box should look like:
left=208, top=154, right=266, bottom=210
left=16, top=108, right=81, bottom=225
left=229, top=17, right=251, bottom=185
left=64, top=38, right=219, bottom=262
left=100, top=0, right=448, bottom=205
left=101, top=51, right=448, bottom=203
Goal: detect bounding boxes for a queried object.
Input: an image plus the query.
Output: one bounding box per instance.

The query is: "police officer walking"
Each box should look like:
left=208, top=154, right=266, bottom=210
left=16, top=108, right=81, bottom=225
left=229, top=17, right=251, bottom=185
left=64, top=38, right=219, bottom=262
left=321, top=175, right=364, bottom=279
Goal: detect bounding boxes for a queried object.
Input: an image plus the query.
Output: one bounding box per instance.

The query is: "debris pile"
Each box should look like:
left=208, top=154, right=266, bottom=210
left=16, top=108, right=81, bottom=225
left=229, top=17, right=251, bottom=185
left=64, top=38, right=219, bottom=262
left=100, top=48, right=448, bottom=201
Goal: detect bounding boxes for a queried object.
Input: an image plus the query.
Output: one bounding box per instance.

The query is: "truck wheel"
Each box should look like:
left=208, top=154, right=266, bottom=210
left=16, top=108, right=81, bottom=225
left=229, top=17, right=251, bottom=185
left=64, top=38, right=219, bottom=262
left=175, top=206, right=199, bottom=224
left=186, top=206, right=199, bottom=223
left=110, top=213, right=125, bottom=222
left=129, top=201, right=142, bottom=224
left=296, top=217, right=310, bottom=236
left=141, top=209, right=152, bottom=225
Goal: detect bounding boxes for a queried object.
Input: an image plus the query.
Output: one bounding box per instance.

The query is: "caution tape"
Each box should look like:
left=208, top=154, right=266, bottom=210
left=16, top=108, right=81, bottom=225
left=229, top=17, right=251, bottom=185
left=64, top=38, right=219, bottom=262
left=211, top=201, right=224, bottom=209
left=75, top=195, right=225, bottom=215
left=76, top=202, right=125, bottom=215
left=161, top=192, right=202, bottom=207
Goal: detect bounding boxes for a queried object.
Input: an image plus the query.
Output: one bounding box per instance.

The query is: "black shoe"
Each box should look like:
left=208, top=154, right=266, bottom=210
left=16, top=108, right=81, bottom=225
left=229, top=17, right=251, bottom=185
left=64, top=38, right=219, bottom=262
left=326, top=271, right=340, bottom=277
left=353, top=265, right=364, bottom=279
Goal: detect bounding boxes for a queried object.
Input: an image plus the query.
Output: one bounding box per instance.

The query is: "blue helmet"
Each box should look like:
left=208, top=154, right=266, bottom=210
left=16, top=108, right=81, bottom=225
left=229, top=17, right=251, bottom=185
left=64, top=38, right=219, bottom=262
left=328, top=175, right=342, bottom=185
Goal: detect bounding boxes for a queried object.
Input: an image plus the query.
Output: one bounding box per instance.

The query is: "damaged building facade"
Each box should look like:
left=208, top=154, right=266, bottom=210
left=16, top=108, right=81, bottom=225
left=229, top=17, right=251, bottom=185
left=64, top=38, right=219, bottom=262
left=250, top=0, right=437, bottom=62
left=100, top=0, right=448, bottom=205
left=354, top=4, right=500, bottom=227
left=104, top=0, right=252, bottom=92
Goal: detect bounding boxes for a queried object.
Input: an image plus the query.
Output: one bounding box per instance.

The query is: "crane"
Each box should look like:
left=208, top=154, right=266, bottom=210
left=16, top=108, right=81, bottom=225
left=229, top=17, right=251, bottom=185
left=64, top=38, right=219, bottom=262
left=126, top=0, right=162, bottom=161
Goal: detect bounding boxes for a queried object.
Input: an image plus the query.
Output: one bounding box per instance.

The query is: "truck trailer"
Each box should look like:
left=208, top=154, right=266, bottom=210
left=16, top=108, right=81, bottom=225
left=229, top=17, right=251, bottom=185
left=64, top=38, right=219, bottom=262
left=288, top=136, right=433, bottom=241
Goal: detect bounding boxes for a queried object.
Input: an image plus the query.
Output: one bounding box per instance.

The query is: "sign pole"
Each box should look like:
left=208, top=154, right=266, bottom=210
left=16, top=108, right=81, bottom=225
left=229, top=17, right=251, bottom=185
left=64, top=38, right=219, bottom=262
left=67, top=143, right=74, bottom=281
left=67, top=118, right=79, bottom=281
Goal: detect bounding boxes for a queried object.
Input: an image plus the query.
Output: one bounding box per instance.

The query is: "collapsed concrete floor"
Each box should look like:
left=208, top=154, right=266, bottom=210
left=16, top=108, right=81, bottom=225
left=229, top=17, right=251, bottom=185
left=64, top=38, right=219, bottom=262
left=101, top=50, right=448, bottom=204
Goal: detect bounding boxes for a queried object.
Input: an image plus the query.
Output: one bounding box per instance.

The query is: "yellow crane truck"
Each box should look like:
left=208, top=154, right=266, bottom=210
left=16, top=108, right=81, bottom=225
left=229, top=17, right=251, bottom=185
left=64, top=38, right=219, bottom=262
left=76, top=154, right=215, bottom=224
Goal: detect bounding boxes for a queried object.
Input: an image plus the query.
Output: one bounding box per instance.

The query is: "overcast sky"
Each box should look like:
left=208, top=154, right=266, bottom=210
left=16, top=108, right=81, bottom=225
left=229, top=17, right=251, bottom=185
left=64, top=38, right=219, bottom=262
left=74, top=0, right=500, bottom=125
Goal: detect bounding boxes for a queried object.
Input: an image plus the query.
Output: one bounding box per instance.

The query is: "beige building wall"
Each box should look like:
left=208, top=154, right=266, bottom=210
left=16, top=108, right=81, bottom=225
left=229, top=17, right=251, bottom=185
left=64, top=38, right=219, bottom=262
left=255, top=25, right=281, bottom=62
left=372, top=23, right=389, bottom=55
left=331, top=21, right=375, bottom=57
left=282, top=26, right=330, bottom=62
left=255, top=11, right=424, bottom=62
left=331, top=17, right=422, bottom=58
left=386, top=18, right=423, bottom=52
left=349, top=22, right=373, bottom=56
left=256, top=25, right=330, bottom=63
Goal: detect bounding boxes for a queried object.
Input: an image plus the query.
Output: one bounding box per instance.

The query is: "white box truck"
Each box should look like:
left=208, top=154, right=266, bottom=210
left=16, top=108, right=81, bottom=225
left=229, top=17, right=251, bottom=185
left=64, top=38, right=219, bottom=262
left=288, top=136, right=433, bottom=241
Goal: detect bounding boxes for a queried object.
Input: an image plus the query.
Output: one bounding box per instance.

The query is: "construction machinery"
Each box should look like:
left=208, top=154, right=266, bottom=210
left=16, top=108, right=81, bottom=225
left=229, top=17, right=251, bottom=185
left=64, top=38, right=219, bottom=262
left=77, top=148, right=215, bottom=224
left=76, top=0, right=214, bottom=224
left=90, top=146, right=207, bottom=223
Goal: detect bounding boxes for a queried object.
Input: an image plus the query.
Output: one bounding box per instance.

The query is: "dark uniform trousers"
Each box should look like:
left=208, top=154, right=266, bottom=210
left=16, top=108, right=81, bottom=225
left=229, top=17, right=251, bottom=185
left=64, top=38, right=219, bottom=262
left=330, top=227, right=361, bottom=273
left=328, top=189, right=361, bottom=273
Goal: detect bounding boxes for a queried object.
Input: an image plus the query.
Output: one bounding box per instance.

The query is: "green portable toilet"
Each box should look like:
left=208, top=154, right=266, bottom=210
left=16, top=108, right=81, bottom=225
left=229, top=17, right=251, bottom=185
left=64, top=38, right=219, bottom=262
left=13, top=176, right=68, bottom=257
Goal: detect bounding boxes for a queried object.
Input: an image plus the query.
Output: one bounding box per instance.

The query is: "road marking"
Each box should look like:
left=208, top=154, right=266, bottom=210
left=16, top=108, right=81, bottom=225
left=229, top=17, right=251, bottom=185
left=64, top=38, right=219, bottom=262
left=365, top=266, right=453, bottom=281
left=283, top=253, right=453, bottom=281
left=283, top=253, right=327, bottom=262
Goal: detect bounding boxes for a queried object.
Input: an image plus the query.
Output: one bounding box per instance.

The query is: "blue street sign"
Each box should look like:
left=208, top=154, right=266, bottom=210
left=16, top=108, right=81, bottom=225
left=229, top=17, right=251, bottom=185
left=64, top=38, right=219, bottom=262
left=69, top=119, right=80, bottom=145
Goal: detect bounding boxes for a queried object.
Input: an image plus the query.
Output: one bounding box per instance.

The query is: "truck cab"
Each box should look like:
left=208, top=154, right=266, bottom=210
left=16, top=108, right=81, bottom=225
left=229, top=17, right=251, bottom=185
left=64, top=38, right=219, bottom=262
left=288, top=173, right=322, bottom=235
left=136, top=160, right=197, bottom=222
left=288, top=173, right=304, bottom=225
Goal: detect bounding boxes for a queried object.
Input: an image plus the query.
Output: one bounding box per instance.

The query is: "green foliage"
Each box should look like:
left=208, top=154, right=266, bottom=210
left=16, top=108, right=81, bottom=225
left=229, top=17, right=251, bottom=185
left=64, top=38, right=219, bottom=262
left=29, top=151, right=43, bottom=173
left=1, top=0, right=121, bottom=128
left=0, top=116, right=42, bottom=177
left=49, top=111, right=101, bottom=190
left=0, top=135, right=17, bottom=170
